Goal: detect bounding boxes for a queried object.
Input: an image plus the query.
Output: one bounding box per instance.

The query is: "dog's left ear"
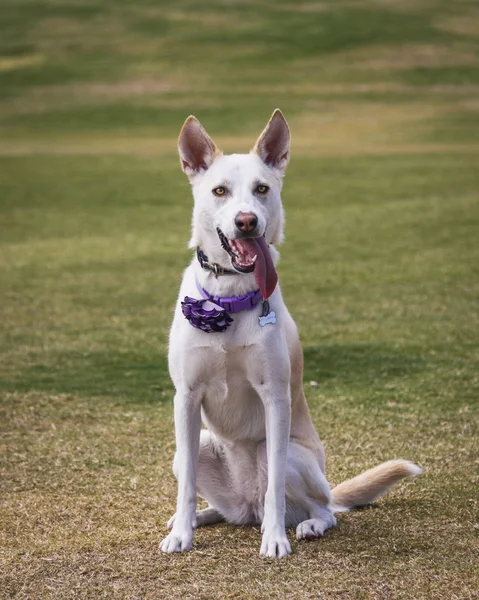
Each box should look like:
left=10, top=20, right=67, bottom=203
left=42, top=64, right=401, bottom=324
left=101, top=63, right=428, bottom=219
left=252, top=109, right=290, bottom=174
left=178, top=116, right=221, bottom=179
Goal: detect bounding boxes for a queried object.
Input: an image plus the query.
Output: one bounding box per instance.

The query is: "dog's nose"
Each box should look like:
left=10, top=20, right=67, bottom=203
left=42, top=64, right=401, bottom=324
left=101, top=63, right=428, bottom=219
left=235, top=212, right=258, bottom=233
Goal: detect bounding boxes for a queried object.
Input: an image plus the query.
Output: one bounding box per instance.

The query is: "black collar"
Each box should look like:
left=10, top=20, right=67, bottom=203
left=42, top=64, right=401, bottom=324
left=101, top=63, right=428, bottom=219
left=196, top=248, right=239, bottom=278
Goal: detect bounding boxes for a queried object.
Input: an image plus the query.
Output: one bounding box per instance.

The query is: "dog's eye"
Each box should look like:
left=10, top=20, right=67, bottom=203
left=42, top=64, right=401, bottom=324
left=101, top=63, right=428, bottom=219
left=256, top=184, right=269, bottom=194
left=213, top=186, right=226, bottom=196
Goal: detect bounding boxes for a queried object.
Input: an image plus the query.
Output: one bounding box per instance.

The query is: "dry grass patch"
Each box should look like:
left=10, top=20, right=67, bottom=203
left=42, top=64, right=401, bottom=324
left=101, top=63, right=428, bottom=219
left=63, top=78, right=179, bottom=99
left=3, top=96, right=478, bottom=160
left=367, top=0, right=439, bottom=12
left=2, top=392, right=478, bottom=600
left=346, top=44, right=479, bottom=71
left=0, top=76, right=199, bottom=120
left=276, top=2, right=330, bottom=13
left=230, top=80, right=479, bottom=96
left=0, top=54, right=45, bottom=72
left=283, top=102, right=470, bottom=154
left=164, top=9, right=263, bottom=27
left=31, top=16, right=125, bottom=55
left=2, top=136, right=479, bottom=159
left=436, top=11, right=479, bottom=37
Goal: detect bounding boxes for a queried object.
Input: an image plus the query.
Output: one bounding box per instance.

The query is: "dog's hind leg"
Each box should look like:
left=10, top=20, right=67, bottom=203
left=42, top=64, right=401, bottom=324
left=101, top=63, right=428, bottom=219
left=167, top=505, right=224, bottom=529
left=295, top=506, right=336, bottom=540
left=280, top=442, right=337, bottom=539
left=196, top=506, right=225, bottom=526
left=168, top=429, right=240, bottom=527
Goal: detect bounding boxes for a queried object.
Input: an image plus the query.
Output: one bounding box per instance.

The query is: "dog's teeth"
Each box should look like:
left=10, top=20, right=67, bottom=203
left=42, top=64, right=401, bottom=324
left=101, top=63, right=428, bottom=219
left=252, top=255, right=257, bottom=264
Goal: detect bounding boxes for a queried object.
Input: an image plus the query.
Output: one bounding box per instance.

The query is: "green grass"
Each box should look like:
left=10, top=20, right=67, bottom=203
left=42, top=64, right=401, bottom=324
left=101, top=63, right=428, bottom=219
left=1, top=1, right=478, bottom=598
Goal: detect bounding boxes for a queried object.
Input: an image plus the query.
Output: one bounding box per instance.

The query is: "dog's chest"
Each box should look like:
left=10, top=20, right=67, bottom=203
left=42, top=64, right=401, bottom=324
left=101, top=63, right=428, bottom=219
left=200, top=345, right=267, bottom=442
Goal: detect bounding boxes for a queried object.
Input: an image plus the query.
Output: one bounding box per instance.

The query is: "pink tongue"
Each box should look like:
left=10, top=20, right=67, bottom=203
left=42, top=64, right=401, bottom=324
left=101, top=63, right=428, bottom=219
left=236, top=237, right=278, bottom=299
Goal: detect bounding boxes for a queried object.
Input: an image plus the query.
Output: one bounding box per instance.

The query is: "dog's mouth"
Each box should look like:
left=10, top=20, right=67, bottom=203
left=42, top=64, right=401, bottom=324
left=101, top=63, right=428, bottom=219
left=217, top=228, right=256, bottom=273
left=217, top=228, right=278, bottom=299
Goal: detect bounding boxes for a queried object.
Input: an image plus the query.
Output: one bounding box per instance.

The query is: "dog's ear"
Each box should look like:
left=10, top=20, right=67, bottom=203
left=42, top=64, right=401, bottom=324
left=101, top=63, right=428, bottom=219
left=178, top=116, right=221, bottom=179
left=252, top=109, right=290, bottom=174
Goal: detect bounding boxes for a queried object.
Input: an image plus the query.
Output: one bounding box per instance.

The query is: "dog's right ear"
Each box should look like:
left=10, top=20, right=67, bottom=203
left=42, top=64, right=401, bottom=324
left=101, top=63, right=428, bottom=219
left=178, top=116, right=221, bottom=179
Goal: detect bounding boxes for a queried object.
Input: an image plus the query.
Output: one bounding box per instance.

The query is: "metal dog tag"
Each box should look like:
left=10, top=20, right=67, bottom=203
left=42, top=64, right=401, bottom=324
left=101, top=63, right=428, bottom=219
left=258, top=300, right=276, bottom=327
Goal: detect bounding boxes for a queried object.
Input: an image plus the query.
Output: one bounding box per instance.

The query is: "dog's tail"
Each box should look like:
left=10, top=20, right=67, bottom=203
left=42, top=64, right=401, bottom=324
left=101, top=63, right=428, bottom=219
left=330, top=459, right=422, bottom=512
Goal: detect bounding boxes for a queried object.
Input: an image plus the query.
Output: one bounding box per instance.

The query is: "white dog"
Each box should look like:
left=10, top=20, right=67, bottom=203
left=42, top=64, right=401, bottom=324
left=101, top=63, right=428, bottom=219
left=160, top=110, right=421, bottom=558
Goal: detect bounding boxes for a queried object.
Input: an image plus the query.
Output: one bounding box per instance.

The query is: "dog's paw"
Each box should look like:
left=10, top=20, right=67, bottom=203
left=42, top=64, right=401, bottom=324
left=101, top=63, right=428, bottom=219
left=296, top=511, right=337, bottom=541
left=159, top=529, right=193, bottom=553
left=296, top=518, right=326, bottom=540
left=260, top=527, right=292, bottom=558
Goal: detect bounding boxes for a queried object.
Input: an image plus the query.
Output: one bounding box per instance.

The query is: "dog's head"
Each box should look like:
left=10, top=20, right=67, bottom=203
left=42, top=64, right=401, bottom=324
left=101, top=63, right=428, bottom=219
left=178, top=110, right=290, bottom=299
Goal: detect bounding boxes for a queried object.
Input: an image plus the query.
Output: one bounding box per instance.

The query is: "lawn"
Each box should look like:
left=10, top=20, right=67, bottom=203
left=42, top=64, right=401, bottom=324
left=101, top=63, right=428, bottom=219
left=1, top=1, right=478, bottom=598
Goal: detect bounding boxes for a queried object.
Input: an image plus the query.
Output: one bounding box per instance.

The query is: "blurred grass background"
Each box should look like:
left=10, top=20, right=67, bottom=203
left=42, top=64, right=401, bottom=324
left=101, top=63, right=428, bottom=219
left=1, top=1, right=478, bottom=598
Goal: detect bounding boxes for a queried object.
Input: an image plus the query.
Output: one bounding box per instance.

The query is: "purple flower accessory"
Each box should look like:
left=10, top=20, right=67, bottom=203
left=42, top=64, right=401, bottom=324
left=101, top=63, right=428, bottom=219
left=181, top=297, right=234, bottom=333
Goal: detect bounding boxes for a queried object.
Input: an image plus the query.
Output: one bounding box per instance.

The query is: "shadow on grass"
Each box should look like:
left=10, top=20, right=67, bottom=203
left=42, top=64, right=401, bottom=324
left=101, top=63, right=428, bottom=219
left=3, top=349, right=172, bottom=404
left=303, top=343, right=427, bottom=386
left=3, top=343, right=428, bottom=405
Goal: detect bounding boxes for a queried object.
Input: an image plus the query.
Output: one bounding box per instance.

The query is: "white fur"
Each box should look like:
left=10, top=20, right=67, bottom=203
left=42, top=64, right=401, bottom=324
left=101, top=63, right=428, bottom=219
left=159, top=110, right=421, bottom=558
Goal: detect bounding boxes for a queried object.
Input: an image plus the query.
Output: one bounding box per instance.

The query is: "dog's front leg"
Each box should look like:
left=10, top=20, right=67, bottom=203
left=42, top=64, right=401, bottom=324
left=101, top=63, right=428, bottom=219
left=160, top=388, right=201, bottom=553
left=260, top=392, right=292, bottom=558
